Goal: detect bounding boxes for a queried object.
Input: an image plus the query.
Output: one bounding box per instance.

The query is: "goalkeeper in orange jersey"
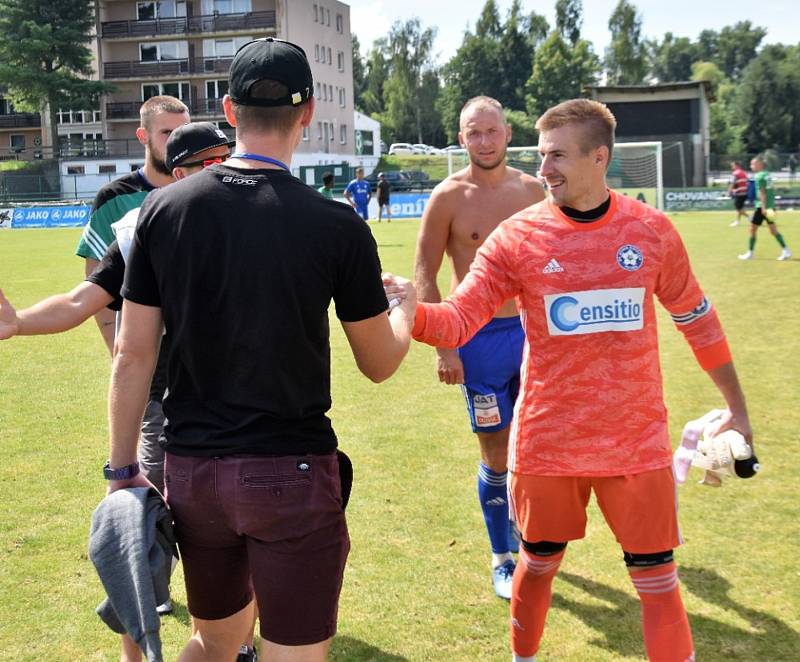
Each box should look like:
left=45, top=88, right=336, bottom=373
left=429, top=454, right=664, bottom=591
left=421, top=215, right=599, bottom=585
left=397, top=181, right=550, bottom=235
left=391, top=99, right=753, bottom=662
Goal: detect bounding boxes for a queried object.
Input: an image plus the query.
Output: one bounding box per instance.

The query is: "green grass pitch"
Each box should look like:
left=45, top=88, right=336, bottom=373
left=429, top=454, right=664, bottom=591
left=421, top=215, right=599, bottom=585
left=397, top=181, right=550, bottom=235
left=0, top=210, right=797, bottom=660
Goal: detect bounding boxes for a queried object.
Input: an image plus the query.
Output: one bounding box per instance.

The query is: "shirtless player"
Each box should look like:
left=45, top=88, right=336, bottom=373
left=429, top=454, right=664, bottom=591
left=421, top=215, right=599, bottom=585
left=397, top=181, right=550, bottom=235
left=414, top=96, right=545, bottom=599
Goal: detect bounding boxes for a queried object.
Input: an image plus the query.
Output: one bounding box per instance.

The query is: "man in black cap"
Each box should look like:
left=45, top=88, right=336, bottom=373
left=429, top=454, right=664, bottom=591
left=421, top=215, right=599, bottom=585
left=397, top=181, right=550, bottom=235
left=105, top=38, right=416, bottom=661
left=0, top=121, right=237, bottom=662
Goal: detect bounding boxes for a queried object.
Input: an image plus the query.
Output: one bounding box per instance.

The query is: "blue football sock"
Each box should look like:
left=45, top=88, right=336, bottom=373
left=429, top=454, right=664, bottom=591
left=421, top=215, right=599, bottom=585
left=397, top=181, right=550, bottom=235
left=478, top=463, right=511, bottom=554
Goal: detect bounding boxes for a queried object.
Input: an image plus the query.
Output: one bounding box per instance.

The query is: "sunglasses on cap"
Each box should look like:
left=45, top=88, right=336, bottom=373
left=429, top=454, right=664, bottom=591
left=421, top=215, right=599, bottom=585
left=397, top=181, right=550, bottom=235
left=178, top=154, right=229, bottom=169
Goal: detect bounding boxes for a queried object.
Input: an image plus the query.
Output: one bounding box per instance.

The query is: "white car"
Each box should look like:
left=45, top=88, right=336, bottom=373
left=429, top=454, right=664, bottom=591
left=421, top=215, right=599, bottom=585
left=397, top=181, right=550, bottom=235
left=411, top=143, right=428, bottom=155
left=388, top=142, right=414, bottom=155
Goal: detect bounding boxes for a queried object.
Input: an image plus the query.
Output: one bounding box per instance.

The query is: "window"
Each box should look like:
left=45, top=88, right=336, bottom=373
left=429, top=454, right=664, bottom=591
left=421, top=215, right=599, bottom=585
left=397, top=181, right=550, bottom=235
left=9, top=134, right=25, bottom=149
left=315, top=82, right=321, bottom=99
left=339, top=87, right=345, bottom=107
left=313, top=4, right=318, bottom=21
left=140, top=41, right=187, bottom=62
left=337, top=51, right=344, bottom=71
left=99, top=164, right=117, bottom=174
left=326, top=8, right=330, bottom=25
left=328, top=84, right=333, bottom=101
left=206, top=79, right=228, bottom=98
left=56, top=109, right=102, bottom=125
left=339, top=124, right=347, bottom=144
left=302, top=126, right=309, bottom=141
left=315, top=44, right=320, bottom=62
left=327, top=47, right=332, bottom=65
left=317, top=121, right=323, bottom=140
left=137, top=1, right=186, bottom=20
left=0, top=98, right=13, bottom=114
left=66, top=165, right=85, bottom=175
left=142, top=81, right=190, bottom=101
left=329, top=122, right=335, bottom=141
left=336, top=14, right=343, bottom=33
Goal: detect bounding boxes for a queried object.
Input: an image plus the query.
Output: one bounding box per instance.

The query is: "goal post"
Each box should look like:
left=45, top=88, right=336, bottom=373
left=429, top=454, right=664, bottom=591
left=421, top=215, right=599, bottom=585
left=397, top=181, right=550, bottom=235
left=446, top=141, right=665, bottom=211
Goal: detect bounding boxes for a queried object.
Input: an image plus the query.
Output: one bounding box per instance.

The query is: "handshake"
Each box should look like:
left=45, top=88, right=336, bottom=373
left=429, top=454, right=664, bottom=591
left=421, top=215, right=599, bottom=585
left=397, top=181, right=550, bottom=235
left=673, top=409, right=760, bottom=487
left=382, top=272, right=417, bottom=313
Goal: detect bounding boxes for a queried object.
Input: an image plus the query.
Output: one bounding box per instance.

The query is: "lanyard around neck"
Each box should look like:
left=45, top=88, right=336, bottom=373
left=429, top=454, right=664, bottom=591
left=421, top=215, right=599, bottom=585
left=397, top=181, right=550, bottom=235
left=229, top=153, right=290, bottom=172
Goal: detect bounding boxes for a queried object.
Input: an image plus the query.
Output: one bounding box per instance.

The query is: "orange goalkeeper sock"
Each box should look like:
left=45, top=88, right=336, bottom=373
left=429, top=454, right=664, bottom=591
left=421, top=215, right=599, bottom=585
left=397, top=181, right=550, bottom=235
left=630, top=562, right=694, bottom=661
left=510, top=548, right=564, bottom=657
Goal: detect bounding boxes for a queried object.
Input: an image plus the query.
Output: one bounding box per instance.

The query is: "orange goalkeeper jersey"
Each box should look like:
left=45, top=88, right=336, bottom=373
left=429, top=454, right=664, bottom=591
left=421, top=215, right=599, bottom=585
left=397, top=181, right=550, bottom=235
left=413, top=190, right=731, bottom=476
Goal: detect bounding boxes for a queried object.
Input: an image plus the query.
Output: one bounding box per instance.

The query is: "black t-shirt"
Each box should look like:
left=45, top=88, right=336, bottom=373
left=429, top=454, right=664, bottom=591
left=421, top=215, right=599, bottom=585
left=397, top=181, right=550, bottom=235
left=378, top=179, right=391, bottom=199
left=123, top=165, right=388, bottom=457
left=86, top=240, right=170, bottom=403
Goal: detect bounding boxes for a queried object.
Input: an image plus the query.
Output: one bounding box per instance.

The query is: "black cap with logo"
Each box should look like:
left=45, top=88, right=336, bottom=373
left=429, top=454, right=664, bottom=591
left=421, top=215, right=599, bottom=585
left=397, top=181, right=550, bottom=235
left=228, top=37, right=314, bottom=107
left=165, top=121, right=235, bottom=170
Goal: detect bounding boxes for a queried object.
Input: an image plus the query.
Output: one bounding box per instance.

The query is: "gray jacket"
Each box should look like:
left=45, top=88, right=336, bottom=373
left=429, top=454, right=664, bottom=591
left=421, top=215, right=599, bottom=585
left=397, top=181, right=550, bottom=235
left=89, top=487, right=177, bottom=662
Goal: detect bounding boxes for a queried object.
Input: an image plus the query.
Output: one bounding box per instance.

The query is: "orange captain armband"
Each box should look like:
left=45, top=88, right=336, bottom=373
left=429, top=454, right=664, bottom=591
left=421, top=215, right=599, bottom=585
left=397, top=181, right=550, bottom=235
left=411, top=303, right=427, bottom=338
left=693, top=337, right=732, bottom=371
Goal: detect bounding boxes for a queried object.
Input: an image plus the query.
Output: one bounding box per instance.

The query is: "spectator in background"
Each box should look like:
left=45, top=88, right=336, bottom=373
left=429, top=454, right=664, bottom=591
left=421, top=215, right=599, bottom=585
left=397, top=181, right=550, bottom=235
left=788, top=153, right=797, bottom=183
left=377, top=172, right=392, bottom=223
left=318, top=171, right=335, bottom=199
left=75, top=96, right=189, bottom=354
left=728, top=161, right=749, bottom=227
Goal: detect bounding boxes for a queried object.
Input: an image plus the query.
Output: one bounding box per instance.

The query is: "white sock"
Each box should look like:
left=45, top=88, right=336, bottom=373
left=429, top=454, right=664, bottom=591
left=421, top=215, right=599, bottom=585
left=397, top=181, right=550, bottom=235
left=493, top=552, right=513, bottom=568
left=512, top=654, right=536, bottom=662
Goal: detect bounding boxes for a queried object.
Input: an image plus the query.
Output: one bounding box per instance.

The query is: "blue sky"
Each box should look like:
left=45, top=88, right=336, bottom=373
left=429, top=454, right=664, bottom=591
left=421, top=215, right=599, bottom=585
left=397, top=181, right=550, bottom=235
left=348, top=0, right=799, bottom=63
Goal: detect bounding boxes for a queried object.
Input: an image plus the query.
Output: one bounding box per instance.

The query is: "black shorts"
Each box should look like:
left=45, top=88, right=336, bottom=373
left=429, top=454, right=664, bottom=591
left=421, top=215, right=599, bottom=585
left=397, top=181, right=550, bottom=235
left=733, top=195, right=747, bottom=211
left=751, top=207, right=773, bottom=226
left=165, top=451, right=350, bottom=645
left=378, top=196, right=390, bottom=207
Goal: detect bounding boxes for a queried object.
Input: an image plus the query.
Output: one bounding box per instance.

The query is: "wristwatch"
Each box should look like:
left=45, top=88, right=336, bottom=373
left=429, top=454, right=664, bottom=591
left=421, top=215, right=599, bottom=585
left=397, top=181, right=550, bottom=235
left=103, top=460, right=140, bottom=480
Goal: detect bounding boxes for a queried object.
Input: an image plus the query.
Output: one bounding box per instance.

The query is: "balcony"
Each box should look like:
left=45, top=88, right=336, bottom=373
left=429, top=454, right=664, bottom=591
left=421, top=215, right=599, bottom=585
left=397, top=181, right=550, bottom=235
left=0, top=113, right=41, bottom=128
left=104, top=56, right=234, bottom=79
left=101, top=10, right=276, bottom=39
left=107, top=98, right=225, bottom=120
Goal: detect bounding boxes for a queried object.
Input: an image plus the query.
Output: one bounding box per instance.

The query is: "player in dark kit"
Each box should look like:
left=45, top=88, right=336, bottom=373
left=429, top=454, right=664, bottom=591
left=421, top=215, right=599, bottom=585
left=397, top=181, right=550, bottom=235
left=105, top=38, right=415, bottom=661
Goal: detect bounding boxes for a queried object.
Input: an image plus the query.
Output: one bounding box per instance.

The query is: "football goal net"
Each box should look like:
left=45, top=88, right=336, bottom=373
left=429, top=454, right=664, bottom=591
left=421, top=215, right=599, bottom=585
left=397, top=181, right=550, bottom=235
left=446, top=142, right=664, bottom=210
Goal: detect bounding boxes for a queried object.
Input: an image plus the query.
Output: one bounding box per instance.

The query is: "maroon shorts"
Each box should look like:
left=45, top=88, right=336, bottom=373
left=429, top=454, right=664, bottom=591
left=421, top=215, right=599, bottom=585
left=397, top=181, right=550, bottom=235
left=164, top=451, right=350, bottom=646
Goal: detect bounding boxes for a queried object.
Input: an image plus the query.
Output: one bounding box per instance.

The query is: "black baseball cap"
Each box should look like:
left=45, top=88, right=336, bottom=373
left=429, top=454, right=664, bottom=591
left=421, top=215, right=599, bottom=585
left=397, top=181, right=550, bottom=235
left=165, top=122, right=235, bottom=170
left=228, top=37, right=314, bottom=107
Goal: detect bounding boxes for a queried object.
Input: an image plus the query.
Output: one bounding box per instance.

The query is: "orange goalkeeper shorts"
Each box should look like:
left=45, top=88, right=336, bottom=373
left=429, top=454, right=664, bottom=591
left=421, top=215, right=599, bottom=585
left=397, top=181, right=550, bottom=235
left=510, top=467, right=682, bottom=553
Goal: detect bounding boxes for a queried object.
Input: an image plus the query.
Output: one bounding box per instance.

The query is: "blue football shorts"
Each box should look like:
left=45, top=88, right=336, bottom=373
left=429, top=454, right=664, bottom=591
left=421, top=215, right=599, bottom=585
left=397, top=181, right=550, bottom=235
left=457, top=316, right=524, bottom=434
left=355, top=201, right=369, bottom=220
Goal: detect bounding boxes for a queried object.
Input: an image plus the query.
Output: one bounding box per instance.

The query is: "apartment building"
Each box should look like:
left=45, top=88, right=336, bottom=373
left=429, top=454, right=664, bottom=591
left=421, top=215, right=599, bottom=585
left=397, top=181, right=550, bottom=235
left=2, top=0, right=360, bottom=181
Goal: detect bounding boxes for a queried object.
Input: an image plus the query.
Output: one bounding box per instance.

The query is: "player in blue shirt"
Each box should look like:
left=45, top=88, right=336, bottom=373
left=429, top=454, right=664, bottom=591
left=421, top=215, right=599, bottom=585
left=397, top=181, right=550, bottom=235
left=344, top=167, right=372, bottom=221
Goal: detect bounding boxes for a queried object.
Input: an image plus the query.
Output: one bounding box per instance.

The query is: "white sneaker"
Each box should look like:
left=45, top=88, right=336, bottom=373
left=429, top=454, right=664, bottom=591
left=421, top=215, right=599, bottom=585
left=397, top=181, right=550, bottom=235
left=778, top=248, right=792, bottom=261
left=729, top=220, right=739, bottom=227
left=738, top=251, right=753, bottom=260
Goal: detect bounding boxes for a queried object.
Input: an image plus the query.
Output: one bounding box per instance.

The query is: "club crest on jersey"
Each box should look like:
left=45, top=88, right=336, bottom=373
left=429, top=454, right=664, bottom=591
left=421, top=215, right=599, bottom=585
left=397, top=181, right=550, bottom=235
left=544, top=287, right=645, bottom=335
left=616, top=244, right=644, bottom=271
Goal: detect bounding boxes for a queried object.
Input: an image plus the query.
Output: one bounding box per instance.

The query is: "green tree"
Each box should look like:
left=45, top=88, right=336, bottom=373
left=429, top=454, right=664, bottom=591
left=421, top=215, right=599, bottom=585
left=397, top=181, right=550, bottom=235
left=555, top=0, right=583, bottom=46
left=377, top=18, right=440, bottom=145
left=605, top=0, right=648, bottom=84
left=691, top=61, right=743, bottom=158
left=526, top=31, right=600, bottom=119
left=693, top=22, right=767, bottom=82
left=352, top=34, right=366, bottom=112
left=361, top=38, right=390, bottom=117
left=734, top=44, right=800, bottom=152
left=497, top=0, right=534, bottom=109
left=649, top=33, right=700, bottom=83
left=475, top=0, right=502, bottom=39
left=0, top=0, right=113, bottom=155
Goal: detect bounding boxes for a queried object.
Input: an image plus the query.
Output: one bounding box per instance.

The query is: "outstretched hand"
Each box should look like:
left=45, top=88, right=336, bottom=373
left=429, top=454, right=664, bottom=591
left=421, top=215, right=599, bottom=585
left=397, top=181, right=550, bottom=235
left=382, top=272, right=417, bottom=314
left=0, top=288, right=20, bottom=340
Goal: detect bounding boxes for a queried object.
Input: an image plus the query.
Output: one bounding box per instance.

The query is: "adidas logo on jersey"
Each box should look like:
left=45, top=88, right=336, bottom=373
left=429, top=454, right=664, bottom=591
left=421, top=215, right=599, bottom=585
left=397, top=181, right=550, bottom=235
left=543, top=258, right=564, bottom=273
left=484, top=497, right=507, bottom=507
